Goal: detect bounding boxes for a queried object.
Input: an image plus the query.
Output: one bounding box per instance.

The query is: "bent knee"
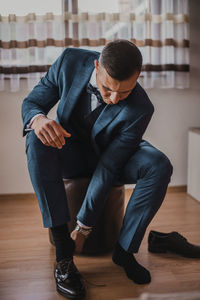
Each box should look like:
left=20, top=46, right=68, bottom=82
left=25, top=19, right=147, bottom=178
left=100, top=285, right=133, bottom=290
left=150, top=151, right=173, bottom=180
left=26, top=130, right=41, bottom=147
left=25, top=130, right=55, bottom=158
left=26, top=130, right=50, bottom=151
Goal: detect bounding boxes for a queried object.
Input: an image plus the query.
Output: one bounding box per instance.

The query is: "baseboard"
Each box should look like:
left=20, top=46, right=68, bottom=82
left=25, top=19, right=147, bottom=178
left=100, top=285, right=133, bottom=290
left=0, top=193, right=36, bottom=200
left=166, top=185, right=187, bottom=193
left=0, top=185, right=187, bottom=199
left=125, top=184, right=187, bottom=193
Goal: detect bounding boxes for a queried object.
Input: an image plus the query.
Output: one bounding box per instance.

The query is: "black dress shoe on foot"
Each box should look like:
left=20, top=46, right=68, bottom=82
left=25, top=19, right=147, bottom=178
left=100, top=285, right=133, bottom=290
left=148, top=230, right=200, bottom=258
left=54, top=258, right=86, bottom=299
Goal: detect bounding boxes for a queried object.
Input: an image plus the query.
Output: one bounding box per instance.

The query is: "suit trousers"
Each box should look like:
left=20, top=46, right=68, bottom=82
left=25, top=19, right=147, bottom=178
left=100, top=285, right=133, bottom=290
left=25, top=130, right=173, bottom=253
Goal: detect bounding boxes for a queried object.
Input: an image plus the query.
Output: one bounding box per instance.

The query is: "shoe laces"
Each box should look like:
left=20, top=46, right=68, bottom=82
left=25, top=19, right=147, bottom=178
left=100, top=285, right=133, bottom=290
left=174, top=232, right=187, bottom=241
left=83, top=277, right=106, bottom=287
left=175, top=232, right=199, bottom=250
left=59, top=259, right=78, bottom=275
left=59, top=259, right=106, bottom=287
left=173, top=232, right=197, bottom=248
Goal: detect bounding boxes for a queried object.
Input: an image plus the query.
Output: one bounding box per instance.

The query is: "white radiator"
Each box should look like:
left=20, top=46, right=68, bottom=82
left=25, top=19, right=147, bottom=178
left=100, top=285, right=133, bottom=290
left=187, top=128, right=200, bottom=202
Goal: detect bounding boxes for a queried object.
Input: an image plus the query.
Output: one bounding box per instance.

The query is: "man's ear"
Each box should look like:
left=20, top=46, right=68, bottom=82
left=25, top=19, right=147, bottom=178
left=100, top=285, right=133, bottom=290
left=94, top=59, right=99, bottom=71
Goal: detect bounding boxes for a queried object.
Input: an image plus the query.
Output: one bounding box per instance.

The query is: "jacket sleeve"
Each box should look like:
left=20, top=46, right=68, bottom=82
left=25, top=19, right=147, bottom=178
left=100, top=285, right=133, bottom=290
left=21, top=49, right=69, bottom=136
left=77, top=108, right=154, bottom=226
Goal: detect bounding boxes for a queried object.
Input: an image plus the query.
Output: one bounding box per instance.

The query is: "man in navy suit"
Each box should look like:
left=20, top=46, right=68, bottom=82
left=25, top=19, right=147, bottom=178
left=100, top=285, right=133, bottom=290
left=22, top=40, right=173, bottom=299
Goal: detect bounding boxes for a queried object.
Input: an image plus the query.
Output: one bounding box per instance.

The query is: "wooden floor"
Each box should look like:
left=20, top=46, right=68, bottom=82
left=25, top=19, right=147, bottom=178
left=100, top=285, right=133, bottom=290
left=0, top=190, right=200, bottom=300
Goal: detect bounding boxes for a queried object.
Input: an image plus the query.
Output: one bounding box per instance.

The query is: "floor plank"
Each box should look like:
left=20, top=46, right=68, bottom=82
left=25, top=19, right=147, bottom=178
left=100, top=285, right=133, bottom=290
left=0, top=191, right=200, bottom=300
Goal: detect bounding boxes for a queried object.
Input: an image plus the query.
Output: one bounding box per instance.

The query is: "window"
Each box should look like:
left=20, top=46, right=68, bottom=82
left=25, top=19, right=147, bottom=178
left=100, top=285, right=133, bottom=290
left=1, top=0, right=62, bottom=15
left=0, top=0, right=190, bottom=90
left=78, top=0, right=120, bottom=13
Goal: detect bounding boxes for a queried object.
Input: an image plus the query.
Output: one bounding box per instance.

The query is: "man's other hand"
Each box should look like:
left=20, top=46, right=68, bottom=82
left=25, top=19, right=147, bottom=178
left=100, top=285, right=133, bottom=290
left=31, top=115, right=71, bottom=149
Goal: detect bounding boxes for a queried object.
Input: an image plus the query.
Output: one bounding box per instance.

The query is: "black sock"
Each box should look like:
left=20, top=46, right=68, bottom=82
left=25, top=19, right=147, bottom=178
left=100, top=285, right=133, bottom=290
left=50, top=224, right=75, bottom=262
left=112, top=242, right=151, bottom=284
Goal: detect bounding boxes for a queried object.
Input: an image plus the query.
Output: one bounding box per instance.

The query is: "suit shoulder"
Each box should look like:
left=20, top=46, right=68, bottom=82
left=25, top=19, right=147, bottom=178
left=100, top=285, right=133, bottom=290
left=62, top=47, right=100, bottom=61
left=131, top=82, right=154, bottom=114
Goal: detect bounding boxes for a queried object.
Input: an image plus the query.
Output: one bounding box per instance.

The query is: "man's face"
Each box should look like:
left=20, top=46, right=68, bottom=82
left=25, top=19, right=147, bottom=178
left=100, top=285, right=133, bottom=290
left=94, top=59, right=139, bottom=105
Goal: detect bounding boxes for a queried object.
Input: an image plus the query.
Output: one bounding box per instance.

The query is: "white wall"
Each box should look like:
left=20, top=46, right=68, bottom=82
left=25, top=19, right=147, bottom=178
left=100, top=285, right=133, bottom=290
left=0, top=1, right=200, bottom=194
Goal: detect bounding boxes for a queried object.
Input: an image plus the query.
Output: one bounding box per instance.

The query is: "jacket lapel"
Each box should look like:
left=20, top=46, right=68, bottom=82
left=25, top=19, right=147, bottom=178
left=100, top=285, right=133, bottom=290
left=59, top=50, right=130, bottom=155
left=91, top=100, right=126, bottom=154
left=91, top=101, right=125, bottom=139
left=91, top=84, right=138, bottom=141
left=60, top=55, right=97, bottom=124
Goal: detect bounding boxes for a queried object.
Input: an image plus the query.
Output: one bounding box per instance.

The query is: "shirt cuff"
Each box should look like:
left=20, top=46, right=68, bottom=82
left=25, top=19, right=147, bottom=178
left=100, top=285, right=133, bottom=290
left=25, top=113, right=46, bottom=131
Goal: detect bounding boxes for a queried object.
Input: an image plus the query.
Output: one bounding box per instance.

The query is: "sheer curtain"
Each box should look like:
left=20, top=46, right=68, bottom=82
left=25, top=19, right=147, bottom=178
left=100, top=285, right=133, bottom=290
left=0, top=0, right=189, bottom=91
left=0, top=13, right=65, bottom=91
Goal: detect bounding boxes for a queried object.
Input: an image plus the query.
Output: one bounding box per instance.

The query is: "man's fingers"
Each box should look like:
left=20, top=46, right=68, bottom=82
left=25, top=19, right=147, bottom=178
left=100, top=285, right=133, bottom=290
left=45, top=126, right=63, bottom=148
left=61, top=127, right=71, bottom=138
left=53, top=126, right=67, bottom=146
left=46, top=121, right=70, bottom=147
left=39, top=121, right=63, bottom=148
left=34, top=118, right=71, bottom=148
left=52, top=125, right=71, bottom=147
left=37, top=132, right=51, bottom=147
left=36, top=128, right=58, bottom=148
left=43, top=129, right=60, bottom=148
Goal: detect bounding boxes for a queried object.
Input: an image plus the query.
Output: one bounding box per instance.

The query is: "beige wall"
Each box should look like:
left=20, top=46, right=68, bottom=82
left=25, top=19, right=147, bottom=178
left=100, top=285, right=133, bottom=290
left=0, top=1, right=200, bottom=194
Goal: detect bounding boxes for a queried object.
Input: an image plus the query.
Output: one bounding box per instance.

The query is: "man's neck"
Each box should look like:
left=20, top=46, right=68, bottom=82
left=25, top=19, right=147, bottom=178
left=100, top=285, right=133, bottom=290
left=89, top=68, right=97, bottom=88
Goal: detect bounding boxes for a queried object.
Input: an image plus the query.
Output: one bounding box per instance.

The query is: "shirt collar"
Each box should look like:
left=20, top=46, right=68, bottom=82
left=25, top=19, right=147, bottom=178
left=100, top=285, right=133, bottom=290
left=89, top=67, right=98, bottom=88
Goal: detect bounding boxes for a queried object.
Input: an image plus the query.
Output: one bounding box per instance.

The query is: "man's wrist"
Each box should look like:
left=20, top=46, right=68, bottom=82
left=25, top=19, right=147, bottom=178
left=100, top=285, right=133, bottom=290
left=31, top=114, right=47, bottom=129
left=26, top=113, right=46, bottom=131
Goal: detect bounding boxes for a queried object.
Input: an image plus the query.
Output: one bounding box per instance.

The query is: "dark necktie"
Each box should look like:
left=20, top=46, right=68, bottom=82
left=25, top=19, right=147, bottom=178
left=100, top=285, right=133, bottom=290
left=85, top=83, right=106, bottom=130
left=86, top=82, right=104, bottom=104
left=85, top=102, right=106, bottom=131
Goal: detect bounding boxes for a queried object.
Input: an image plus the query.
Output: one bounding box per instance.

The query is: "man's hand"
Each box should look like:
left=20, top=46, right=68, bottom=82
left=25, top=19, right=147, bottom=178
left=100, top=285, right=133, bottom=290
left=31, top=115, right=71, bottom=149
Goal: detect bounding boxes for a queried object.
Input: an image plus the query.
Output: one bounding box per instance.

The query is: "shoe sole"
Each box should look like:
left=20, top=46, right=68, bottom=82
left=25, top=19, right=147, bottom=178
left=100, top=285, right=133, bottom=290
left=148, top=246, right=200, bottom=258
left=56, top=286, right=85, bottom=300
left=148, top=246, right=167, bottom=253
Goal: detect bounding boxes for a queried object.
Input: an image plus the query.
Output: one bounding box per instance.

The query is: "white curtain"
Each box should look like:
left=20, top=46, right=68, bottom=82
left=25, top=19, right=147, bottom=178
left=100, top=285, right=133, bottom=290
left=0, top=0, right=189, bottom=91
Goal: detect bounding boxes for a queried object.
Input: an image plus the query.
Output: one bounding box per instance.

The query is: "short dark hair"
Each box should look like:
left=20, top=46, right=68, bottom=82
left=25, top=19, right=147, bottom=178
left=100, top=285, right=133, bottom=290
left=100, top=39, right=142, bottom=81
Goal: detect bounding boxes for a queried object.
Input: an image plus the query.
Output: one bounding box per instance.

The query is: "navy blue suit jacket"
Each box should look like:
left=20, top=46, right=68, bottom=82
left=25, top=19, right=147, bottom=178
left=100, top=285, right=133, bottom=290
left=22, top=48, right=154, bottom=214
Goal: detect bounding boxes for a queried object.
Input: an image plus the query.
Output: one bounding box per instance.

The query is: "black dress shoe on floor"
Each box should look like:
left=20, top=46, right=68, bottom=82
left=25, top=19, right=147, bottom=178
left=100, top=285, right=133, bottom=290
left=148, top=230, right=200, bottom=258
left=54, top=258, right=86, bottom=299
